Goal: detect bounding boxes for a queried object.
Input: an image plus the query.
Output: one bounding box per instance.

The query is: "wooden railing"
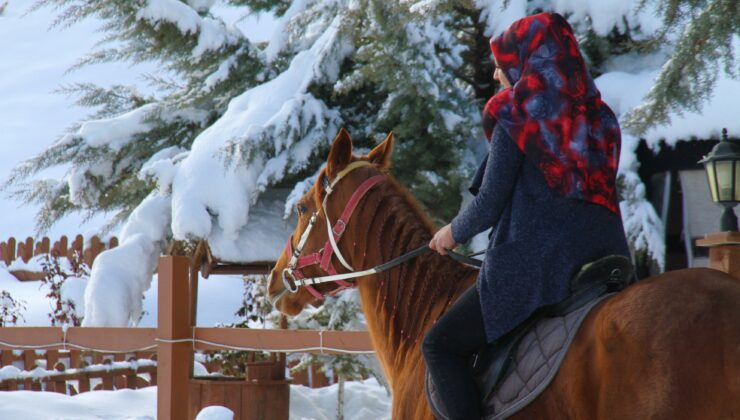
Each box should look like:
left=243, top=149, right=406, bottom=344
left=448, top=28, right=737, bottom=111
left=0, top=235, right=118, bottom=281
left=0, top=256, right=375, bottom=418
left=0, top=349, right=156, bottom=393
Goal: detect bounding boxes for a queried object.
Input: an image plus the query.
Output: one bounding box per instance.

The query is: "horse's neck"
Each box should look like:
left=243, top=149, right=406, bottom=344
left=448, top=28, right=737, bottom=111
left=349, top=183, right=477, bottom=380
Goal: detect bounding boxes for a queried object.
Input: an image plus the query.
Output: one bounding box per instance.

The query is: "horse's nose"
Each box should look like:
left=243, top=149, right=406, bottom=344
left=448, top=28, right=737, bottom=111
left=267, top=268, right=286, bottom=307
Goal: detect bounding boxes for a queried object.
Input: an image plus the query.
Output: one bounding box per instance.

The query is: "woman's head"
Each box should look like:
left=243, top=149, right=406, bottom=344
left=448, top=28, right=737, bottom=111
left=481, top=12, right=621, bottom=215
left=489, top=12, right=593, bottom=99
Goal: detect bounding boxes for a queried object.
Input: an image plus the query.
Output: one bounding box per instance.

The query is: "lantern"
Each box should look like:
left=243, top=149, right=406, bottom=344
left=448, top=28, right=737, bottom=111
left=699, top=128, right=740, bottom=232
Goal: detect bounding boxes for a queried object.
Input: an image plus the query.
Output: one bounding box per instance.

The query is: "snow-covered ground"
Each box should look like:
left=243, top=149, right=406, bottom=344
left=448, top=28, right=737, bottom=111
left=0, top=379, right=391, bottom=420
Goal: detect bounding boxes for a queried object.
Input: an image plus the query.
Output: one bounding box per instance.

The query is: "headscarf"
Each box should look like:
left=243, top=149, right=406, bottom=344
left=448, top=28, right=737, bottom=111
left=483, top=12, right=621, bottom=214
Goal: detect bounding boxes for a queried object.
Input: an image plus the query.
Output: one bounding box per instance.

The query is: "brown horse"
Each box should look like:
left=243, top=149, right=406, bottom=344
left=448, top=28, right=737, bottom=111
left=268, top=129, right=740, bottom=419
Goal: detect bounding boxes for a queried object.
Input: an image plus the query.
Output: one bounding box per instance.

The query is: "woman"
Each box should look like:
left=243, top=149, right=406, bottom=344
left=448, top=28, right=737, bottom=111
left=423, top=12, right=630, bottom=419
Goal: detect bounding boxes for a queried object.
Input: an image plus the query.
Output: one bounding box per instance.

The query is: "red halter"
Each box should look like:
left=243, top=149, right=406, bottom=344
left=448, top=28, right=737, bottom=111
left=284, top=174, right=385, bottom=300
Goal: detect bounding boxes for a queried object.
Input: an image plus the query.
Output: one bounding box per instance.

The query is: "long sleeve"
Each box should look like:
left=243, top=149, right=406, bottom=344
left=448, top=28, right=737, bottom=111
left=451, top=126, right=523, bottom=244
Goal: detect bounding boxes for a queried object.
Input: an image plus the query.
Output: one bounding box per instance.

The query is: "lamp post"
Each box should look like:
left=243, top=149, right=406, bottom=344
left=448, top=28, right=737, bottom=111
left=699, top=128, right=740, bottom=232
left=696, top=128, right=740, bottom=280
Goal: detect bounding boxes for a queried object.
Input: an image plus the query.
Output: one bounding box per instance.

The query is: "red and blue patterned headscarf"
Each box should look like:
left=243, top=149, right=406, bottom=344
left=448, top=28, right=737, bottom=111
left=483, top=12, right=621, bottom=214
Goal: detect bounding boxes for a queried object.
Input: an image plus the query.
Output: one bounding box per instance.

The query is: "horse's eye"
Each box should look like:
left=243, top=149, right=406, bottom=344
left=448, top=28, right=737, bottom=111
left=296, top=203, right=308, bottom=215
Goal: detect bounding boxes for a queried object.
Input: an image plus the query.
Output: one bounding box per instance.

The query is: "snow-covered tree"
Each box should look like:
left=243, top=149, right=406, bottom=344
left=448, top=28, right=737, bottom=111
left=7, top=0, right=736, bottom=324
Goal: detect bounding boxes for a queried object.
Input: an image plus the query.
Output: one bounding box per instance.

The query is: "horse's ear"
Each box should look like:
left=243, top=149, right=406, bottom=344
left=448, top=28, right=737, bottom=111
left=367, top=131, right=394, bottom=169
left=326, top=128, right=353, bottom=179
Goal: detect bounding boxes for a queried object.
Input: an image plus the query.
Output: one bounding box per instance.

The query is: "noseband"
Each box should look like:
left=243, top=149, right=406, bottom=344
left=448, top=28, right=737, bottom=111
left=281, top=161, right=385, bottom=300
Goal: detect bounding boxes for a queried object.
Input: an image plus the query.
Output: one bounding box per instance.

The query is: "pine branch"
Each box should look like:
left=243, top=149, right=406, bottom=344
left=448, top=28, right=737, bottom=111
left=624, top=0, right=738, bottom=135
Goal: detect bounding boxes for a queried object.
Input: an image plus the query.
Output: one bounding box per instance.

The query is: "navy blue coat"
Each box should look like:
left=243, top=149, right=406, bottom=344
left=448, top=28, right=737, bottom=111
left=451, top=125, right=630, bottom=343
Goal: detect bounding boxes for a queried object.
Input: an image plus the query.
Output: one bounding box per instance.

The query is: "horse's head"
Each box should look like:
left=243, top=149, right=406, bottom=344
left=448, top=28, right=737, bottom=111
left=268, top=128, right=394, bottom=315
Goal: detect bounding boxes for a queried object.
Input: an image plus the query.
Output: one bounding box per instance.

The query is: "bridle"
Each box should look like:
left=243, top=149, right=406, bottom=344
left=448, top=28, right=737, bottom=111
left=270, top=160, right=485, bottom=307
left=279, top=160, right=384, bottom=301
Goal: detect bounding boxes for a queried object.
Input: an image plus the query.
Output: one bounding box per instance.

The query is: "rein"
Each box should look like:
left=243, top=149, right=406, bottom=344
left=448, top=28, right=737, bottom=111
left=283, top=244, right=482, bottom=291
left=279, top=160, right=484, bottom=300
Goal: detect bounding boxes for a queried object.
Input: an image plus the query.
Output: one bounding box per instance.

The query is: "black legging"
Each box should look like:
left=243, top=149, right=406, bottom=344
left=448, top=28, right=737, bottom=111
left=422, top=284, right=487, bottom=419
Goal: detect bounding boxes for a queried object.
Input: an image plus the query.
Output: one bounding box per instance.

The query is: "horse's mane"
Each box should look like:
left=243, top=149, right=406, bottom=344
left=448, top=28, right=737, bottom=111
left=355, top=169, right=477, bottom=364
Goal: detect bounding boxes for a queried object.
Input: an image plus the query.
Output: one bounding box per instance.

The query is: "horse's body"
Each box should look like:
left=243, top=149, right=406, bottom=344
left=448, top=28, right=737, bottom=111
left=269, top=130, right=740, bottom=419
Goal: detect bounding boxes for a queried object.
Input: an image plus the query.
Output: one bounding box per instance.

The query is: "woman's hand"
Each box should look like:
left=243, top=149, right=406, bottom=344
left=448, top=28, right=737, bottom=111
left=429, top=224, right=457, bottom=256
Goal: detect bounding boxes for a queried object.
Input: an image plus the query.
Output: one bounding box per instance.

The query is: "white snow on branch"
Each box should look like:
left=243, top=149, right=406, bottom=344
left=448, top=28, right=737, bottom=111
left=477, top=0, right=661, bottom=38
left=264, top=0, right=313, bottom=63
left=171, top=15, right=352, bottom=247
left=476, top=0, right=528, bottom=37
left=138, top=146, right=188, bottom=193
left=136, top=0, right=240, bottom=58
left=70, top=103, right=158, bottom=151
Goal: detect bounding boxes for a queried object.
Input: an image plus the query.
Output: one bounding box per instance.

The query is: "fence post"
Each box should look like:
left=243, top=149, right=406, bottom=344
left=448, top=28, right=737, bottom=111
left=157, top=256, right=192, bottom=420
left=696, top=231, right=740, bottom=279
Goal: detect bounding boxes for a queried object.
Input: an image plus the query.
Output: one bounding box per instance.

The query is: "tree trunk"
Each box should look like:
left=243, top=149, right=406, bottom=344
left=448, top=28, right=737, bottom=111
left=336, top=374, right=345, bottom=420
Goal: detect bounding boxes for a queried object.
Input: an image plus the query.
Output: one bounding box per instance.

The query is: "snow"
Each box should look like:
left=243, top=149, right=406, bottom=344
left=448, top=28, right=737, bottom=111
left=596, top=63, right=740, bottom=149
left=476, top=0, right=528, bottom=37
left=70, top=104, right=158, bottom=151
left=551, top=0, right=662, bottom=37
left=196, top=406, right=234, bottom=420
left=0, top=359, right=157, bottom=382
left=136, top=0, right=240, bottom=58
left=477, top=0, right=662, bottom=38
left=83, top=194, right=171, bottom=326
left=6, top=255, right=45, bottom=273
left=0, top=259, right=250, bottom=328
left=641, top=73, right=740, bottom=147
left=0, top=387, right=158, bottom=420
left=264, top=0, right=311, bottom=62
left=138, top=146, right=189, bottom=193
left=169, top=13, right=351, bottom=266
left=0, top=378, right=390, bottom=419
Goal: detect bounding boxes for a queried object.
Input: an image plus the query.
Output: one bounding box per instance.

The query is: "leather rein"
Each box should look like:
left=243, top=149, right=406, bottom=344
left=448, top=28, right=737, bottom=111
left=278, top=160, right=483, bottom=304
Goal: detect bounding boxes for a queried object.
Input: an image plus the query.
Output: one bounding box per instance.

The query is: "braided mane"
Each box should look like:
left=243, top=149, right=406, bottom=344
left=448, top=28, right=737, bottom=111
left=349, top=171, right=477, bottom=394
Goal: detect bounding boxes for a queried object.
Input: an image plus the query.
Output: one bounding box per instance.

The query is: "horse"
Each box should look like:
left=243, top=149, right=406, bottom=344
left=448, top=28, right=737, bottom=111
left=267, top=129, right=740, bottom=419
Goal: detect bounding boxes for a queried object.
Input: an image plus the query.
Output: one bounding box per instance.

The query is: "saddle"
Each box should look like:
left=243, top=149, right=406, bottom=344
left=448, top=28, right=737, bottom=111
left=470, top=255, right=634, bottom=404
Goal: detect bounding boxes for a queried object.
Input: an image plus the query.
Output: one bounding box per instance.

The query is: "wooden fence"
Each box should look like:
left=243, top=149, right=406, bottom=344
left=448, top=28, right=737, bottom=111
left=0, top=348, right=333, bottom=393
left=0, top=256, right=374, bottom=419
left=0, top=349, right=156, bottom=393
left=0, top=235, right=118, bottom=281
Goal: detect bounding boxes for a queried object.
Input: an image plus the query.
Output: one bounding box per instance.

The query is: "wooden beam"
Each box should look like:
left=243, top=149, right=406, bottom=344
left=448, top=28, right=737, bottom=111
left=0, top=327, right=373, bottom=354
left=0, top=327, right=156, bottom=351
left=202, top=263, right=274, bottom=276
left=193, top=328, right=373, bottom=354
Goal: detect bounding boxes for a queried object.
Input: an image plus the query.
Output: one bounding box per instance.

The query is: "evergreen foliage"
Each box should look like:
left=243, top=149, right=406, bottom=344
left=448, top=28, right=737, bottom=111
left=10, top=0, right=680, bottom=231
left=624, top=0, right=738, bottom=134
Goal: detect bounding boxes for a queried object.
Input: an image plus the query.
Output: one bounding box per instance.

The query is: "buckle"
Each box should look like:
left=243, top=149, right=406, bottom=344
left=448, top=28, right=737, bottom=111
left=332, top=220, right=347, bottom=237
